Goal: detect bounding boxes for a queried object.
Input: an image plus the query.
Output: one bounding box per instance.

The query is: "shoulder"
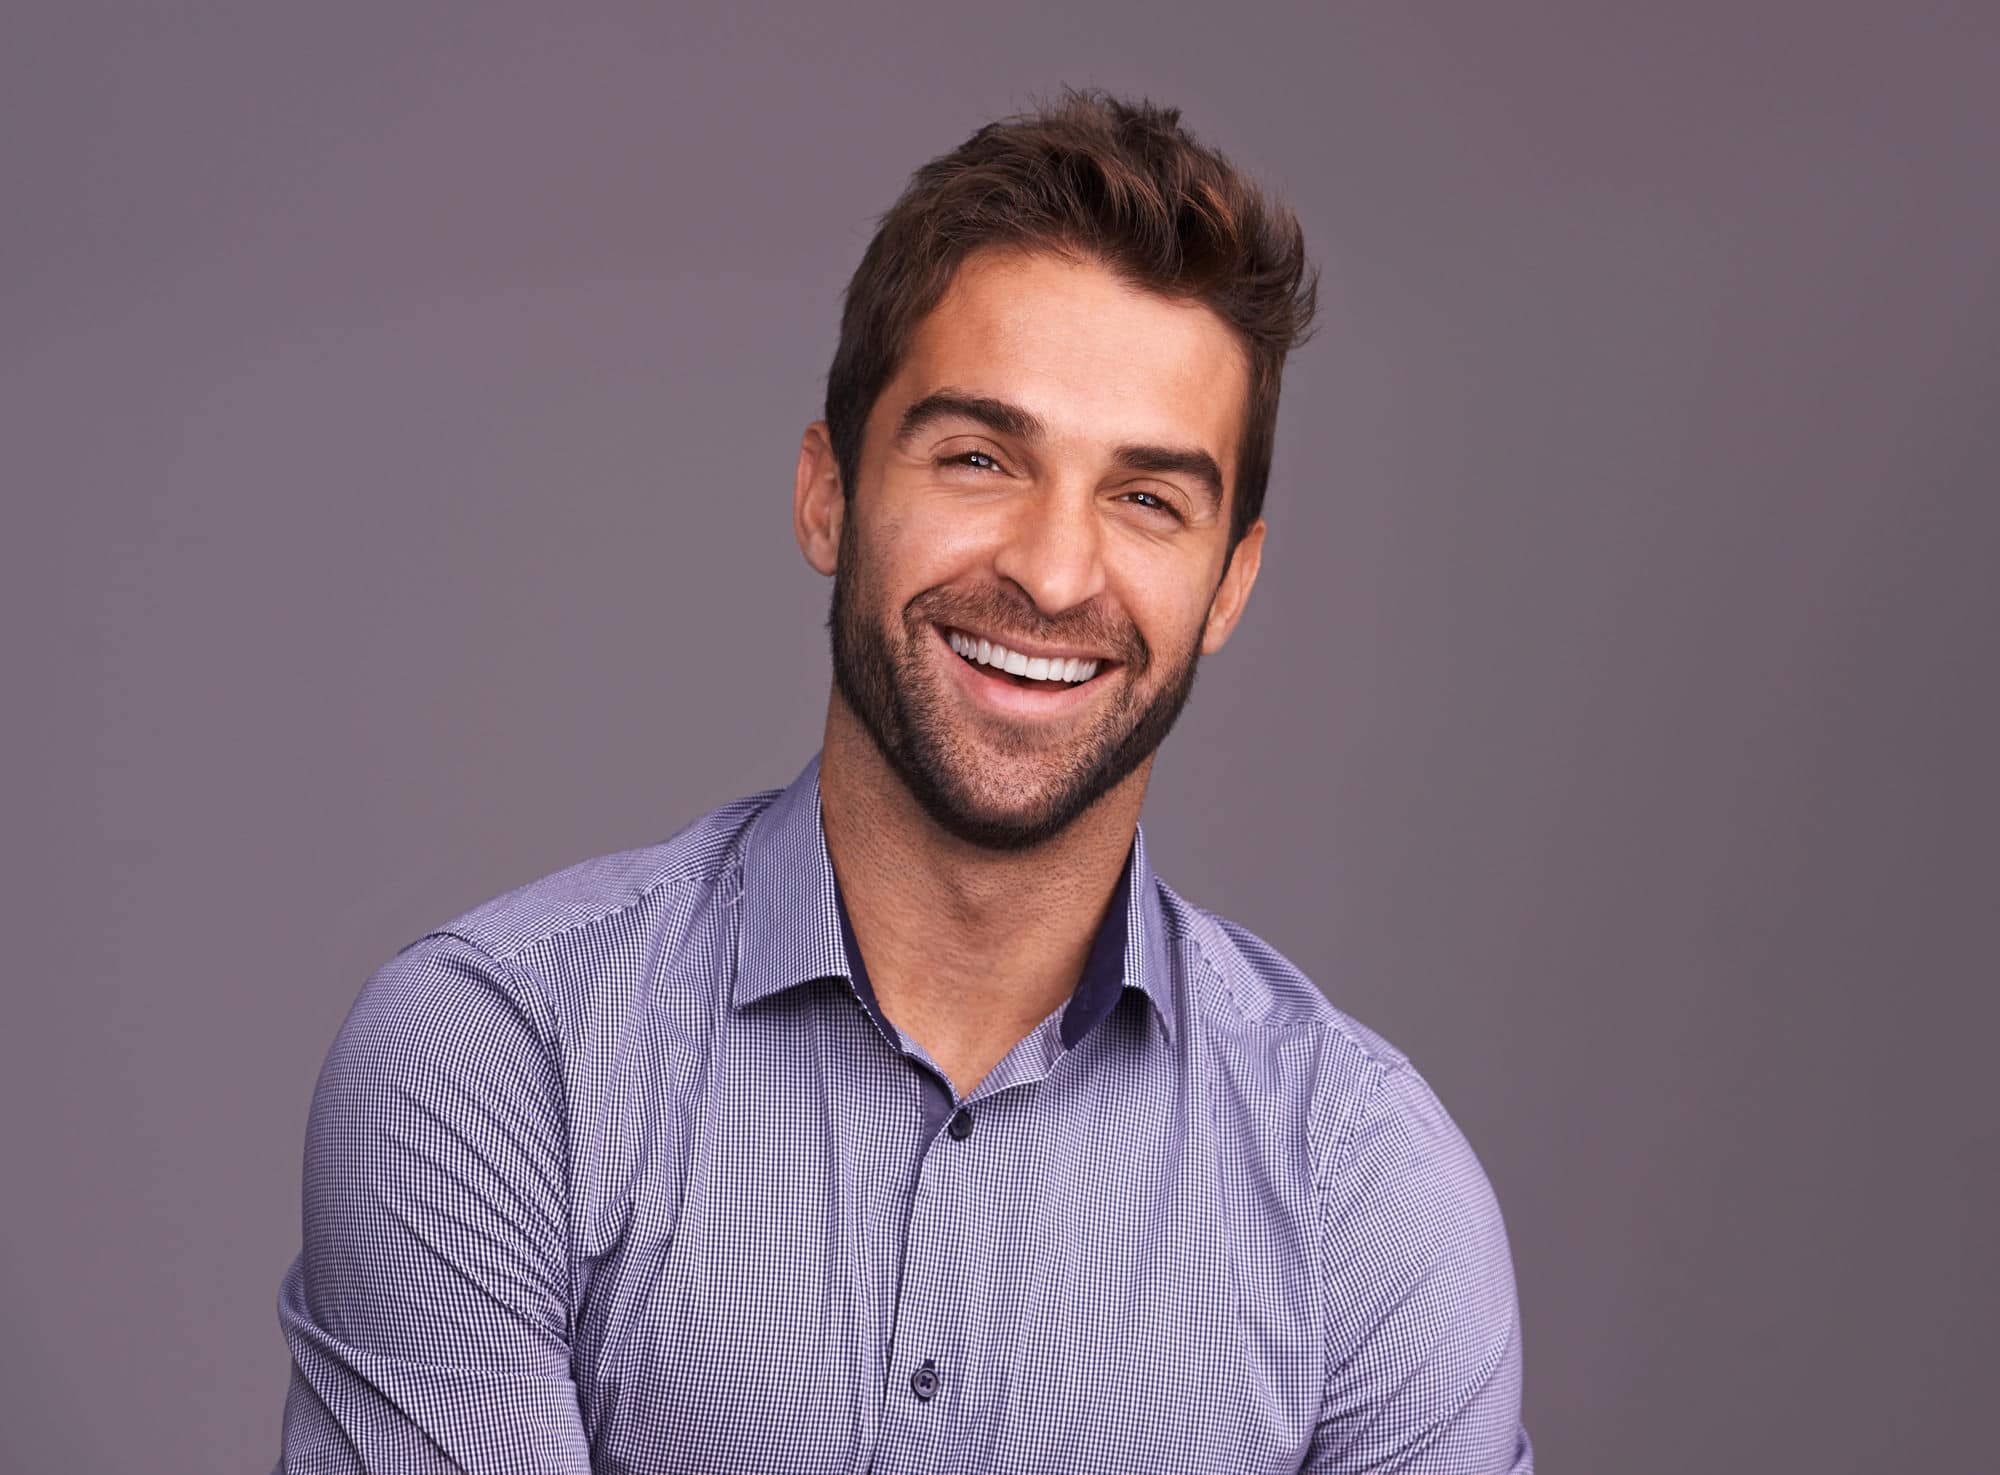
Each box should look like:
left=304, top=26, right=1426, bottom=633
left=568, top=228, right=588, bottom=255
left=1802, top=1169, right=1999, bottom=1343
left=1161, top=879, right=1407, bottom=1064
left=343, top=785, right=782, bottom=1077
left=1159, top=881, right=1407, bottom=1138
left=1156, top=883, right=1501, bottom=1201
left=427, top=786, right=780, bottom=970
left=1156, top=888, right=1522, bottom=1416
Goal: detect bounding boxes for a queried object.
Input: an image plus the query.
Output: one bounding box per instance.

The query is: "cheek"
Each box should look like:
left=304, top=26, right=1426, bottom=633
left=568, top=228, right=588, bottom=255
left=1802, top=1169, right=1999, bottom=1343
left=1158, top=608, right=1212, bottom=665
left=845, top=512, right=980, bottom=632
left=882, top=502, right=1001, bottom=585
left=1104, top=552, right=1221, bottom=663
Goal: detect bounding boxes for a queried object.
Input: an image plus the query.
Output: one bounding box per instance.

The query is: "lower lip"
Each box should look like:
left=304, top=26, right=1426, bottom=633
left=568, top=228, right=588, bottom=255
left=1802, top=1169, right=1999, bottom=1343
left=934, top=625, right=1113, bottom=717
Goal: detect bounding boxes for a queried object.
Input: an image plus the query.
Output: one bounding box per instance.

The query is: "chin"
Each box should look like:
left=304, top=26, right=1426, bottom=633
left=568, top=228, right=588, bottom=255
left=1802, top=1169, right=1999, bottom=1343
left=898, top=757, right=1107, bottom=851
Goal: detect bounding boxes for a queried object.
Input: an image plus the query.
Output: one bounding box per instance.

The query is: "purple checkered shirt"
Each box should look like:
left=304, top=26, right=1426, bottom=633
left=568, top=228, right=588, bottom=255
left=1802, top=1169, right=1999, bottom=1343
left=277, top=752, right=1532, bottom=1472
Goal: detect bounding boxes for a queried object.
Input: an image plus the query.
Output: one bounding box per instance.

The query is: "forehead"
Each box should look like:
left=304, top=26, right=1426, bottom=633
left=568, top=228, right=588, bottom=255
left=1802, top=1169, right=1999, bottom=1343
left=891, top=248, right=1250, bottom=475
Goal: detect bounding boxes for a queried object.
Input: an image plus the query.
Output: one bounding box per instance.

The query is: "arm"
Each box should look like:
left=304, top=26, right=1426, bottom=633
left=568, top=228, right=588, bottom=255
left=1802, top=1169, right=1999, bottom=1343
left=1305, top=1061, right=1534, bottom=1474
left=275, top=932, right=592, bottom=1473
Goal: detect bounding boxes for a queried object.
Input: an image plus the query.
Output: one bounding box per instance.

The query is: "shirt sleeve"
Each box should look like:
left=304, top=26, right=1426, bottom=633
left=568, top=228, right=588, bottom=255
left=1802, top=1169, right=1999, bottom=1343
left=275, top=932, right=592, bottom=1474
left=1305, top=1060, right=1534, bottom=1474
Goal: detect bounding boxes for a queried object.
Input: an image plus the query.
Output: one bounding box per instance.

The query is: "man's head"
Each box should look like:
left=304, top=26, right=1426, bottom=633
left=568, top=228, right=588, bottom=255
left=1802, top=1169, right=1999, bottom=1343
left=795, top=91, right=1317, bottom=851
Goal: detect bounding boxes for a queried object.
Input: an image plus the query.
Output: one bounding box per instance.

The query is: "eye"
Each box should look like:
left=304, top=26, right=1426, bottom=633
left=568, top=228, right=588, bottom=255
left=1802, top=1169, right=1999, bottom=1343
left=1122, top=489, right=1185, bottom=522
left=942, top=450, right=1005, bottom=473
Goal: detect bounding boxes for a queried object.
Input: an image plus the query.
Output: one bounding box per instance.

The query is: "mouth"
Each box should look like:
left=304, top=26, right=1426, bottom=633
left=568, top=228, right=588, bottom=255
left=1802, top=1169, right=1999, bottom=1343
left=933, top=623, right=1120, bottom=710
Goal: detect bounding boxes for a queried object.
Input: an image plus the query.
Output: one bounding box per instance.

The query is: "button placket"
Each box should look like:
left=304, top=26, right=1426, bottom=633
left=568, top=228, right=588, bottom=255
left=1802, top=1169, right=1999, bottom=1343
left=871, top=1094, right=996, bottom=1473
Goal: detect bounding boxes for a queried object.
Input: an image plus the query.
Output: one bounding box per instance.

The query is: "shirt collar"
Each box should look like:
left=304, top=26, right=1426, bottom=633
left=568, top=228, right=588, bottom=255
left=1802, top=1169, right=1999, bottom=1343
left=732, top=752, right=1177, bottom=1046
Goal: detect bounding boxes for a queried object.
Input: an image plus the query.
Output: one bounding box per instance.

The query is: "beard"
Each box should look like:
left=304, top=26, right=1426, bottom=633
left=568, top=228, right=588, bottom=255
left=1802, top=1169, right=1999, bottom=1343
left=827, top=512, right=1206, bottom=851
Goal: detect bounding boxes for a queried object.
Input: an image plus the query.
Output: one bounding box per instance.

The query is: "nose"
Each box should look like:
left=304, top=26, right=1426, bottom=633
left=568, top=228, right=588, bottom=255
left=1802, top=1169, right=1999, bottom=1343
left=990, top=485, right=1108, bottom=618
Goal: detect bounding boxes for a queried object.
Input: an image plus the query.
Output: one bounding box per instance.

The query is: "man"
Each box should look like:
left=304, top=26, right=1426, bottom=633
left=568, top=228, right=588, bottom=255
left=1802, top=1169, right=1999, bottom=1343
left=277, top=91, right=1532, bottom=1473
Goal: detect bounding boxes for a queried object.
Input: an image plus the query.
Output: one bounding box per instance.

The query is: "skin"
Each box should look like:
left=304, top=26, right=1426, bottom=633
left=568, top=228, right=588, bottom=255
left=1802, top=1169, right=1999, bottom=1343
left=792, top=247, right=1267, bottom=1096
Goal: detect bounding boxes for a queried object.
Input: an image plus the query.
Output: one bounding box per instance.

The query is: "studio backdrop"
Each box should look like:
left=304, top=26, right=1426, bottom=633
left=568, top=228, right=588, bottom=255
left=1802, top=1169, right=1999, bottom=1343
left=3, top=3, right=1995, bottom=1471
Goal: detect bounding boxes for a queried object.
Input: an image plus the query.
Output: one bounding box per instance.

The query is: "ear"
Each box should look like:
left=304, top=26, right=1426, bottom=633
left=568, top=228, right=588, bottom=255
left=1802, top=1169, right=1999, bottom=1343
left=1199, top=517, right=1266, bottom=655
left=793, top=421, right=844, bottom=576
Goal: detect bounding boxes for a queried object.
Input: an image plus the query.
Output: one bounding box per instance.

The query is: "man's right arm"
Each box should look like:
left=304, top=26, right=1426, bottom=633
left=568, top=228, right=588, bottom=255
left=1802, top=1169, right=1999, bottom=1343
left=276, top=932, right=592, bottom=1473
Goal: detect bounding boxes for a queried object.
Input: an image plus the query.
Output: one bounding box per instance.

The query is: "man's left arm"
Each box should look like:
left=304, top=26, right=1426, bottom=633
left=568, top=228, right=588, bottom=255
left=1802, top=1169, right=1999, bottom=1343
left=1304, top=1059, right=1534, bottom=1474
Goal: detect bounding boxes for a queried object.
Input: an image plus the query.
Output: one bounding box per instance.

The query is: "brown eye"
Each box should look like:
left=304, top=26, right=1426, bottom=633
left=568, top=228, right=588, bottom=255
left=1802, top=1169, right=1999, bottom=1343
left=945, top=450, right=1003, bottom=472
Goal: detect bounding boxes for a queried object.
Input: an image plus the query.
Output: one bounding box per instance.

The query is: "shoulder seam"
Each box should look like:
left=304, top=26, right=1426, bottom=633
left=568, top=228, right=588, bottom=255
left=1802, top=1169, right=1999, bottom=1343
left=408, top=926, right=566, bottom=1054
left=1315, top=1053, right=1407, bottom=1198
left=435, top=791, right=780, bottom=971
left=494, top=862, right=718, bottom=967
left=1166, top=886, right=1401, bottom=1064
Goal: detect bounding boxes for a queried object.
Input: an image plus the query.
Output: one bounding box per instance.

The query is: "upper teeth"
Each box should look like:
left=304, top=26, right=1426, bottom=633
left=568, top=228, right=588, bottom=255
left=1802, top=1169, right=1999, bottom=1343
left=947, top=629, right=1099, bottom=684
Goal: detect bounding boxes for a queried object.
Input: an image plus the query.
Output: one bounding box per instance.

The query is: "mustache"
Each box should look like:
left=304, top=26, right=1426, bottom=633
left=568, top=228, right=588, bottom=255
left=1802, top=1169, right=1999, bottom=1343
left=910, top=585, right=1148, bottom=671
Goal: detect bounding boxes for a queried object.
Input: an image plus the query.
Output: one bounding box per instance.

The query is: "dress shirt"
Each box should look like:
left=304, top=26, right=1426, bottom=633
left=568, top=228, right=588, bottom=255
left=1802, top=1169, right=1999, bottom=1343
left=277, top=752, right=1532, bottom=1472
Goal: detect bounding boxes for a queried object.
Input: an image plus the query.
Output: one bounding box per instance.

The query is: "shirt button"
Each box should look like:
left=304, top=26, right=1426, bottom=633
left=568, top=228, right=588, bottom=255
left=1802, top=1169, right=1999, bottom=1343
left=910, top=1358, right=941, bottom=1401
left=947, top=1107, right=974, bottom=1141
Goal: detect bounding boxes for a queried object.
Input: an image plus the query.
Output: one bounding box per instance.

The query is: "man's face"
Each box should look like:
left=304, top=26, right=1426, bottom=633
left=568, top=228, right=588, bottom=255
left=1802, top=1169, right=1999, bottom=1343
left=814, top=248, right=1265, bottom=851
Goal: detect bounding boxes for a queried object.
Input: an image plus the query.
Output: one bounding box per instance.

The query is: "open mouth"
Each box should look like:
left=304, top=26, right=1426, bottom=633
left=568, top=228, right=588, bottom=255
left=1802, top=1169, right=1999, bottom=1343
left=939, top=625, right=1114, bottom=691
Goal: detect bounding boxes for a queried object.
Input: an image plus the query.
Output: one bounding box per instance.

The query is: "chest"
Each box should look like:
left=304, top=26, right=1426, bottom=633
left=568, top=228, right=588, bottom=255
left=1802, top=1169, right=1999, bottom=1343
left=573, top=1005, right=1323, bottom=1473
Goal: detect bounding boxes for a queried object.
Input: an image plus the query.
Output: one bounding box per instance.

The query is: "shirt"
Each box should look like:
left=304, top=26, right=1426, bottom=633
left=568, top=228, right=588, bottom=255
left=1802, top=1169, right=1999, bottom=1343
left=276, top=752, right=1533, bottom=1473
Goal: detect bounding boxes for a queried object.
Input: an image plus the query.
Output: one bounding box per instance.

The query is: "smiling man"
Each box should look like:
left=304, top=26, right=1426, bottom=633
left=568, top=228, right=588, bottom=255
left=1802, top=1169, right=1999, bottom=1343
left=277, top=92, right=1533, bottom=1473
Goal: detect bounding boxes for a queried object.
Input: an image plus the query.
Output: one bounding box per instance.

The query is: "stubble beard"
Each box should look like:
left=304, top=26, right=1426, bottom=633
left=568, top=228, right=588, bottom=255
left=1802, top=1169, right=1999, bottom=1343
left=826, top=513, right=1205, bottom=852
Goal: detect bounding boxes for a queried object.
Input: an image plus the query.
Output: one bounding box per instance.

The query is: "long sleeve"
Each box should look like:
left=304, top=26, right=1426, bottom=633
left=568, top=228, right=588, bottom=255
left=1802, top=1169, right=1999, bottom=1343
left=1305, top=1061, right=1533, bottom=1474
left=275, top=932, right=592, bottom=1473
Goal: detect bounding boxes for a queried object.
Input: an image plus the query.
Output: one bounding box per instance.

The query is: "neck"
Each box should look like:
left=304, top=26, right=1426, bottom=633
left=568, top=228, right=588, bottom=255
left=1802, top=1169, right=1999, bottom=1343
left=817, top=690, right=1148, bottom=1095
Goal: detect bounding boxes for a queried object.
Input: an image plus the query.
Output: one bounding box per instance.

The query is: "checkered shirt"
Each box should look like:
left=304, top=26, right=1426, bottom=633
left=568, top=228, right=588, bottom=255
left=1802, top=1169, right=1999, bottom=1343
left=276, top=752, right=1532, bottom=1472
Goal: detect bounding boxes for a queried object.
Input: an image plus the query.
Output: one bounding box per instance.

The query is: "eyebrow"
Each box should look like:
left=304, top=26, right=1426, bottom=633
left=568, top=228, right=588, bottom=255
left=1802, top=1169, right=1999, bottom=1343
left=895, top=390, right=1046, bottom=446
left=896, top=388, right=1226, bottom=514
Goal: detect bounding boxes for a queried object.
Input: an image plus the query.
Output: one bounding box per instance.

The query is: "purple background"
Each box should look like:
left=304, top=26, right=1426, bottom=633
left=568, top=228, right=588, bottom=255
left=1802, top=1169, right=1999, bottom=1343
left=4, top=3, right=1995, bottom=1469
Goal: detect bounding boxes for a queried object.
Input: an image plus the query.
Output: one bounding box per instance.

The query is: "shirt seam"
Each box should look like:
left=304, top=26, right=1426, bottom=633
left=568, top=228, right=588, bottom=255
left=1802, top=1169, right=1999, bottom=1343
left=431, top=794, right=780, bottom=1348
left=1168, top=890, right=1407, bottom=1073
left=415, top=927, right=586, bottom=1347
left=1313, top=1054, right=1403, bottom=1411
left=450, top=792, right=783, bottom=974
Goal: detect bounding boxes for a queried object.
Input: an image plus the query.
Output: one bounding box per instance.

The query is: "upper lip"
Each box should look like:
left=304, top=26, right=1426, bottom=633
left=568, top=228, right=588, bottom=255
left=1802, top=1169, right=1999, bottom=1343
left=939, top=622, right=1117, bottom=665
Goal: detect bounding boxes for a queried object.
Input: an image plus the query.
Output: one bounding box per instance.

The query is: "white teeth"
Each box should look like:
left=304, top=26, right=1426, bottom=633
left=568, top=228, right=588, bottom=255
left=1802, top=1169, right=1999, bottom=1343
left=947, top=629, right=1103, bottom=684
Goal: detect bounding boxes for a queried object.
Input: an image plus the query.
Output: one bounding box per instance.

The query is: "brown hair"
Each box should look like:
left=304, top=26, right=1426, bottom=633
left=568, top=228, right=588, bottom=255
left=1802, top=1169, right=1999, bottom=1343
left=824, top=89, right=1319, bottom=553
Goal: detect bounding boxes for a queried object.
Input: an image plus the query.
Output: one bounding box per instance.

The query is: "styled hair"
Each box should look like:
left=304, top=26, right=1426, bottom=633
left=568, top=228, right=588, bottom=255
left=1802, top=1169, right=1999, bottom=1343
left=824, top=89, right=1319, bottom=553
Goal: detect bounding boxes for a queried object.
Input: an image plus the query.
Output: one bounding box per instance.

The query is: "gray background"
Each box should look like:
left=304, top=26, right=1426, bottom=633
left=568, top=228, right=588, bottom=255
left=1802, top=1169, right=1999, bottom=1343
left=4, top=2, right=1995, bottom=1470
